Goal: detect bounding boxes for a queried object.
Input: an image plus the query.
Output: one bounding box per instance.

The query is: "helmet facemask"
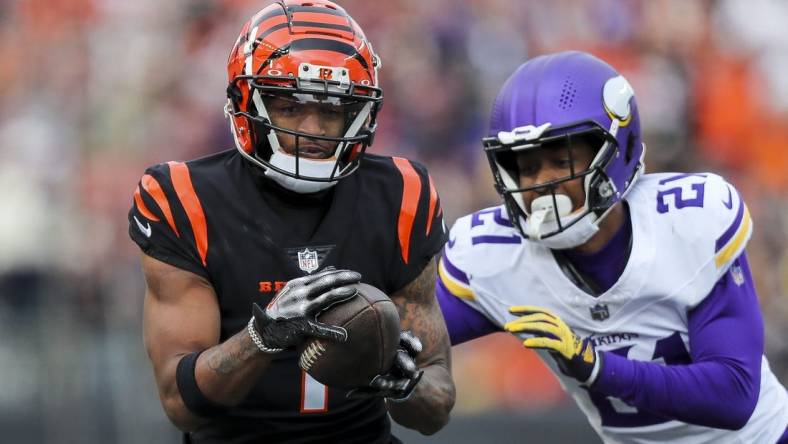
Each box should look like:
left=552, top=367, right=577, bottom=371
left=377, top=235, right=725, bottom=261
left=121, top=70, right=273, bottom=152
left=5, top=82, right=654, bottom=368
left=485, top=122, right=622, bottom=247
left=228, top=68, right=382, bottom=193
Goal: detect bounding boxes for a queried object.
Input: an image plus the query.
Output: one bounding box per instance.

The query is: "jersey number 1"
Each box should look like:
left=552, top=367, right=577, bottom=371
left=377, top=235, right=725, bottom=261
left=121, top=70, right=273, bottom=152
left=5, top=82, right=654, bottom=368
left=301, top=370, right=328, bottom=413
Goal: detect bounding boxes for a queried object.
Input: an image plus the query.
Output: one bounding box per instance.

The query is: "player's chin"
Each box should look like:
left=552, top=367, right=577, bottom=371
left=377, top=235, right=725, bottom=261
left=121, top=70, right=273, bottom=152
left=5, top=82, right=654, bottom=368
left=286, top=145, right=338, bottom=160
left=302, top=153, right=337, bottom=161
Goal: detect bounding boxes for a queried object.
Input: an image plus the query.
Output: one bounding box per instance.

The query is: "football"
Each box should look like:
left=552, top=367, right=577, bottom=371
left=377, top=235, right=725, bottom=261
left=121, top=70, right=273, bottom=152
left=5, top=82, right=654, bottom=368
left=298, top=282, right=401, bottom=389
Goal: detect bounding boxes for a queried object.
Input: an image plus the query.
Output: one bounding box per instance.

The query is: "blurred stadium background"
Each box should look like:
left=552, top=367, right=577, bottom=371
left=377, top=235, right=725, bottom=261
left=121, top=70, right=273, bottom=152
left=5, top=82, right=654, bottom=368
left=1, top=0, right=788, bottom=442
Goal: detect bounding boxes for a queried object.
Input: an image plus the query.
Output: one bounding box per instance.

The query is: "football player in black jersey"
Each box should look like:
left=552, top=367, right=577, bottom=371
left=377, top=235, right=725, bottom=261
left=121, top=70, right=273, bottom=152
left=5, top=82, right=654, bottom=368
left=128, top=1, right=455, bottom=443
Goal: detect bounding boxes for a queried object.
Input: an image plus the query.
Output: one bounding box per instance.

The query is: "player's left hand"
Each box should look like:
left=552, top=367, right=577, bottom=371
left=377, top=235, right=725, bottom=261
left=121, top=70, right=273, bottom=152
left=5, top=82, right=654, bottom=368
left=346, top=330, right=424, bottom=401
left=505, top=306, right=601, bottom=386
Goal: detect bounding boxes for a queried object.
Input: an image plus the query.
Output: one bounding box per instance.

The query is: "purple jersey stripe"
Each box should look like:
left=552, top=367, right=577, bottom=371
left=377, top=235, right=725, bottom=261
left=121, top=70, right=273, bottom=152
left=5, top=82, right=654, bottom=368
left=715, top=193, right=744, bottom=252
left=778, top=426, right=788, bottom=444
left=471, top=207, right=514, bottom=228
left=441, top=249, right=470, bottom=285
left=436, top=279, right=499, bottom=345
left=657, top=173, right=707, bottom=185
left=471, top=234, right=522, bottom=245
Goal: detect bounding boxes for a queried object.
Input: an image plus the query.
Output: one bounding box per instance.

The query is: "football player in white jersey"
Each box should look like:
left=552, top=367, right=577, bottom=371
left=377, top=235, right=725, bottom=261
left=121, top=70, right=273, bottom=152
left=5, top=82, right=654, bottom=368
left=437, top=51, right=788, bottom=443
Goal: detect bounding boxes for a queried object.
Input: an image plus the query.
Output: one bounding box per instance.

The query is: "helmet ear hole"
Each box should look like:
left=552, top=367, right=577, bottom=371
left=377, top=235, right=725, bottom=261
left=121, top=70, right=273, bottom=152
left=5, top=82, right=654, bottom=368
left=625, top=131, right=635, bottom=164
left=226, top=84, right=243, bottom=108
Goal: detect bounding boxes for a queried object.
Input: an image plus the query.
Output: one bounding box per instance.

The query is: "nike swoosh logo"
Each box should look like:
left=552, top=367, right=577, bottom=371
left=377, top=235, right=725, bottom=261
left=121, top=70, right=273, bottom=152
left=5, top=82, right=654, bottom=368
left=447, top=237, right=456, bottom=249
left=134, top=215, right=152, bottom=238
left=722, top=186, right=733, bottom=209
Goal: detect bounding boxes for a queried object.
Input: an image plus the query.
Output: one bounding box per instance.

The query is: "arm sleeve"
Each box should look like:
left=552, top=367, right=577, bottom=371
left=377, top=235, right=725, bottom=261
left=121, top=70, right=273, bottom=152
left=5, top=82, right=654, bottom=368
left=436, top=278, right=499, bottom=345
left=128, top=164, right=209, bottom=279
left=592, top=253, right=763, bottom=430
left=436, top=217, right=502, bottom=345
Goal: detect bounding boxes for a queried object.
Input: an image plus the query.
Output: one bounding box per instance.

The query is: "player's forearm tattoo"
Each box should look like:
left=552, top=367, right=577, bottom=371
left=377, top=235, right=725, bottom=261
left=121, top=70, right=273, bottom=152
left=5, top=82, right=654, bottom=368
left=389, top=257, right=455, bottom=430
left=206, top=332, right=260, bottom=375
left=394, top=258, right=452, bottom=374
left=189, top=328, right=272, bottom=407
left=395, top=259, right=449, bottom=361
left=404, top=258, right=438, bottom=305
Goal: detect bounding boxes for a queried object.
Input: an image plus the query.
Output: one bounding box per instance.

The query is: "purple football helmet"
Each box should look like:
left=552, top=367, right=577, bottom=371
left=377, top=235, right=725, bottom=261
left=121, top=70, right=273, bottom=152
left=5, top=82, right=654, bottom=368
left=483, top=51, right=645, bottom=246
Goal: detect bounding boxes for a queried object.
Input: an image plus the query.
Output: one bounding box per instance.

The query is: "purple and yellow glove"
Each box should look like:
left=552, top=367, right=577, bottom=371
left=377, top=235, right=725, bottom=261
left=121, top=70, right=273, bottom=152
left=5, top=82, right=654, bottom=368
left=504, top=306, right=602, bottom=386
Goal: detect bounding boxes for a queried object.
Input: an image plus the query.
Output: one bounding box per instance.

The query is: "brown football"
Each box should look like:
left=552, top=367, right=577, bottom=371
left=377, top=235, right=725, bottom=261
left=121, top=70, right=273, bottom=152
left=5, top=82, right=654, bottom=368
left=298, top=282, right=401, bottom=389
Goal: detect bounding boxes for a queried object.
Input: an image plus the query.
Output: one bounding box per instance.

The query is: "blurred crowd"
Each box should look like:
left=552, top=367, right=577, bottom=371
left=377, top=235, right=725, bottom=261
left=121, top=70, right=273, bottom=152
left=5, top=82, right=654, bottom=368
left=1, top=0, right=788, bottom=442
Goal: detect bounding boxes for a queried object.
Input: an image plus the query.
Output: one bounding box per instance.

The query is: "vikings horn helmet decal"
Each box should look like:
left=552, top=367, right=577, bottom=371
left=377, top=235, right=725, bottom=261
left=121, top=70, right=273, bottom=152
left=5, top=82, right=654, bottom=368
left=225, top=0, right=383, bottom=193
left=483, top=51, right=645, bottom=248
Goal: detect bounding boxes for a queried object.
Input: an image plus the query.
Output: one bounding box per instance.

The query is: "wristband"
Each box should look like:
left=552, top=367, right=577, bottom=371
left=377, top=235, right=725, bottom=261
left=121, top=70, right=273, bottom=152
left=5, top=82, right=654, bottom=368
left=175, top=350, right=228, bottom=417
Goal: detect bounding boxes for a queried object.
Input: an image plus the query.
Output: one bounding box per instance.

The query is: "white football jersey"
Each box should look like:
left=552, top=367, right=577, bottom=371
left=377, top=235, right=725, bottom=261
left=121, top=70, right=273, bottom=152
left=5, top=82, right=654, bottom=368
left=440, top=172, right=788, bottom=444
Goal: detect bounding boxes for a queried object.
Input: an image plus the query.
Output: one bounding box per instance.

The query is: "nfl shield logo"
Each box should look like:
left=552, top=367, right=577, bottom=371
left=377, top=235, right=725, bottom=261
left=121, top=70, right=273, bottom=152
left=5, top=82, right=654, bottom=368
left=589, top=303, right=610, bottom=322
left=730, top=265, right=745, bottom=286
left=297, top=248, right=319, bottom=273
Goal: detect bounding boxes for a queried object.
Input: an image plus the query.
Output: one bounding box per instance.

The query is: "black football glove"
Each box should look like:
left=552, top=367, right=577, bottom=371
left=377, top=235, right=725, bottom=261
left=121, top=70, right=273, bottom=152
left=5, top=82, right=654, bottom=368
left=346, top=330, right=424, bottom=401
left=252, top=267, right=361, bottom=350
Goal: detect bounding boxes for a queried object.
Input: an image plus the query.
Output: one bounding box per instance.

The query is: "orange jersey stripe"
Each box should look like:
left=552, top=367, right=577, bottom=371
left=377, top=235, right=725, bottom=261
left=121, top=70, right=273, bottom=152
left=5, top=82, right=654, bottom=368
left=141, top=174, right=179, bottom=237
left=134, top=185, right=160, bottom=222
left=392, top=157, right=422, bottom=265
left=425, top=174, right=438, bottom=235
left=168, top=161, right=209, bottom=267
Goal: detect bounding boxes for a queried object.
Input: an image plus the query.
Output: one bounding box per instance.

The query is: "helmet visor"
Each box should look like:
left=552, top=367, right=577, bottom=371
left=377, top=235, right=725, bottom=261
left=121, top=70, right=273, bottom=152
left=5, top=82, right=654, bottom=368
left=484, top=123, right=617, bottom=239
left=486, top=127, right=610, bottom=202
left=261, top=92, right=368, bottom=159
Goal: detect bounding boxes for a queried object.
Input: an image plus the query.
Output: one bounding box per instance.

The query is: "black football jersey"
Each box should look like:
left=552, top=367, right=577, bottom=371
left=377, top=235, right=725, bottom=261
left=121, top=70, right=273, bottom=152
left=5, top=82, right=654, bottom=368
left=128, top=149, right=447, bottom=444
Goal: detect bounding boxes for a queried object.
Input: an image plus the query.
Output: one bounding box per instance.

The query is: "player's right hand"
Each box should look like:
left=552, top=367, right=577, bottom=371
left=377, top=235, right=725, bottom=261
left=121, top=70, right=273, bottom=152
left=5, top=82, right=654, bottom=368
left=505, top=306, right=601, bottom=386
left=345, top=330, right=424, bottom=401
left=252, top=267, right=361, bottom=350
